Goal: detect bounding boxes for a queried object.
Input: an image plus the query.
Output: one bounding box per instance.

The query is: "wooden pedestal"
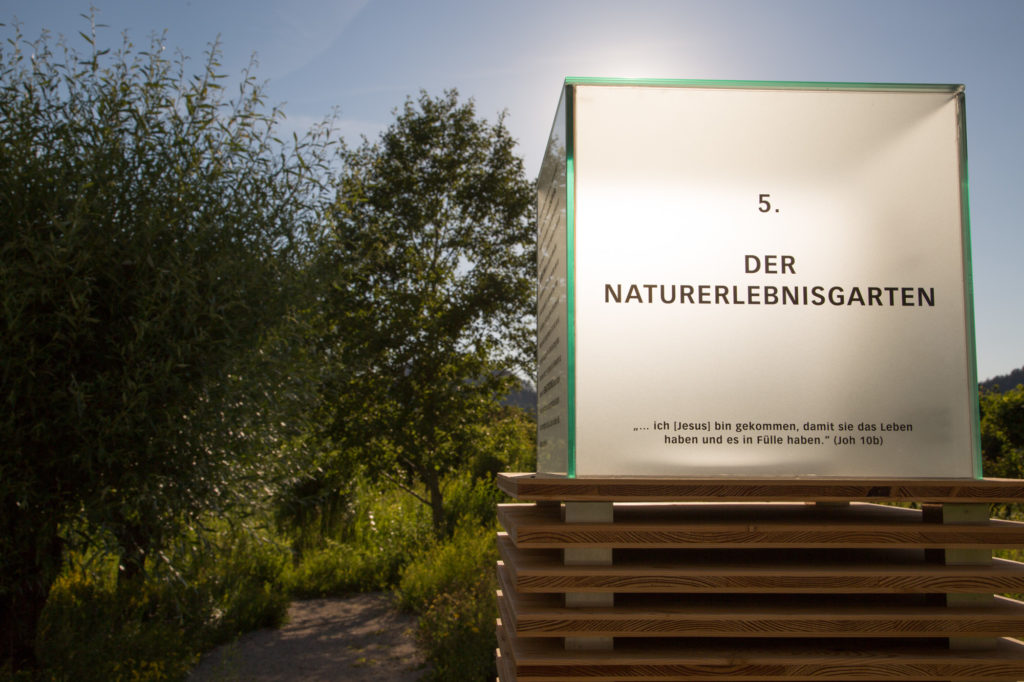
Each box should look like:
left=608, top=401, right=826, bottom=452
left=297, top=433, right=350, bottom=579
left=495, top=474, right=1024, bottom=681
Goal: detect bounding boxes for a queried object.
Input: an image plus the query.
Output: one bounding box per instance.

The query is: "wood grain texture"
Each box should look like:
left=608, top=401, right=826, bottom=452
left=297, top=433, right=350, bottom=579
left=498, top=583, right=1024, bottom=638
left=498, top=535, right=1024, bottom=595
left=498, top=503, right=1024, bottom=550
left=494, top=477, right=1024, bottom=681
left=498, top=625, right=1024, bottom=680
left=498, top=473, right=1024, bottom=504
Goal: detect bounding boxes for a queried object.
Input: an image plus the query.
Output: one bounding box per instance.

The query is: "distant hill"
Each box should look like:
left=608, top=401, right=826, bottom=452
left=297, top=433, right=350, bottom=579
left=502, top=381, right=537, bottom=414
left=981, top=366, right=1024, bottom=393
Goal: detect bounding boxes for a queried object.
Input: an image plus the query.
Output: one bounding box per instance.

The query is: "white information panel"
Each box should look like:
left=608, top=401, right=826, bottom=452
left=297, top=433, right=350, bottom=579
left=537, top=80, right=980, bottom=478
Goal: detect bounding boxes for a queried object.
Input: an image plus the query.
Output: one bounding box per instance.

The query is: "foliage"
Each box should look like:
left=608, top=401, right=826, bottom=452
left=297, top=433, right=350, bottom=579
left=33, top=524, right=289, bottom=682
left=281, top=479, right=433, bottom=596
left=1, top=17, right=536, bottom=677
left=11, top=469, right=510, bottom=680
left=192, top=528, right=291, bottom=644
left=441, top=406, right=537, bottom=530
left=340, top=478, right=434, bottom=565
left=317, top=89, right=536, bottom=534
left=282, top=544, right=383, bottom=598
left=278, top=473, right=507, bottom=680
left=395, top=521, right=496, bottom=613
left=440, top=472, right=505, bottom=532
left=272, top=438, right=356, bottom=560
left=981, top=384, right=1024, bottom=522
left=38, top=576, right=198, bottom=682
left=980, top=384, right=1024, bottom=479
left=416, top=577, right=497, bottom=682
left=0, top=19, right=333, bottom=668
left=396, top=523, right=499, bottom=681
left=467, top=405, right=538, bottom=477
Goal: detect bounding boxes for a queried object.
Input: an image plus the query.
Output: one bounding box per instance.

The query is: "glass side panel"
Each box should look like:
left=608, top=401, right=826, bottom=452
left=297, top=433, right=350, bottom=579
left=568, top=82, right=977, bottom=478
left=535, top=84, right=571, bottom=476
left=955, top=91, right=983, bottom=476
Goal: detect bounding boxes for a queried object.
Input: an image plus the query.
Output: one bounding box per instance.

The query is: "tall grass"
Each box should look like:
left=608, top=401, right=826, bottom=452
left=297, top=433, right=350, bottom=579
left=30, top=526, right=290, bottom=682
left=11, top=463, right=523, bottom=682
left=281, top=480, right=433, bottom=596
left=396, top=521, right=499, bottom=681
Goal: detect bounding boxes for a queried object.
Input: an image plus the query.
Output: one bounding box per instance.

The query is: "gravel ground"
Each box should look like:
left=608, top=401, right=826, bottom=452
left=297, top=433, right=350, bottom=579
left=188, top=594, right=429, bottom=681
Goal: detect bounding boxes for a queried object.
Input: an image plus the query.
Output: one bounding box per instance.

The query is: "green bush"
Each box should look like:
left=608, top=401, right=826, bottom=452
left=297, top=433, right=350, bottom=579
left=442, top=472, right=504, bottom=531
left=0, top=17, right=334, bottom=668
left=280, top=479, right=435, bottom=597
left=281, top=544, right=383, bottom=597
left=37, top=571, right=201, bottom=681
left=416, top=576, right=497, bottom=682
left=344, top=482, right=434, bottom=573
left=396, top=523, right=496, bottom=613
left=27, top=463, right=511, bottom=680
left=197, top=532, right=290, bottom=646
left=396, top=523, right=499, bottom=681
left=33, top=526, right=291, bottom=681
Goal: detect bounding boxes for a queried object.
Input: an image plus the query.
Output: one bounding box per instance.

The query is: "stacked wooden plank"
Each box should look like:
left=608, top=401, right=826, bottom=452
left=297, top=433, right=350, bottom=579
left=495, top=474, right=1024, bottom=681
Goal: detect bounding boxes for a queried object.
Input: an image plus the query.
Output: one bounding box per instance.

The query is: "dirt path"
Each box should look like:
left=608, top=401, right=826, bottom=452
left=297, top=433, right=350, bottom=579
left=188, top=594, right=429, bottom=681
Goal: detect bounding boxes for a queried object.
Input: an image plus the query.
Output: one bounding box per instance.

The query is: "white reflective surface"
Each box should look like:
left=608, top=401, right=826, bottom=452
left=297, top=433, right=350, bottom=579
left=568, top=83, right=975, bottom=477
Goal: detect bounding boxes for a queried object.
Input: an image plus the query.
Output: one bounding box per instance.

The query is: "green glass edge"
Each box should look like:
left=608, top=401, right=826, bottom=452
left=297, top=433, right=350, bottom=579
left=564, top=84, right=577, bottom=479
left=563, top=76, right=963, bottom=93
left=956, top=92, right=983, bottom=479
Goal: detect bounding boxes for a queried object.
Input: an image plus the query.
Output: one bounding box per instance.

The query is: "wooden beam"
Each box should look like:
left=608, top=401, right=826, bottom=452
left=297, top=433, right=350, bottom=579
left=498, top=535, right=1024, bottom=595
left=500, top=589, right=1024, bottom=639
left=499, top=625, right=1024, bottom=680
left=499, top=503, right=1024, bottom=550
left=498, top=473, right=1024, bottom=503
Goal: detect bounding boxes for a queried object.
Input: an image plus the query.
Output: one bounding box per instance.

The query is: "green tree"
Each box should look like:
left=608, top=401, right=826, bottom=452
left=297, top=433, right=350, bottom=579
left=980, top=384, right=1024, bottom=478
left=0, top=23, right=333, bottom=668
left=318, top=90, right=535, bottom=535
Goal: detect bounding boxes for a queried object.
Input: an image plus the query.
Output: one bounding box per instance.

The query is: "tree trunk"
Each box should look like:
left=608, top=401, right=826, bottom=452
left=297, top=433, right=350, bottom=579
left=0, top=513, right=64, bottom=672
left=1, top=586, right=50, bottom=671
left=424, top=468, right=446, bottom=538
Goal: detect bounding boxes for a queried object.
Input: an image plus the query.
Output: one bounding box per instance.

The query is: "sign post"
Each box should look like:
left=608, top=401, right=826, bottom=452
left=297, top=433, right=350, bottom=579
left=499, top=80, right=1024, bottom=682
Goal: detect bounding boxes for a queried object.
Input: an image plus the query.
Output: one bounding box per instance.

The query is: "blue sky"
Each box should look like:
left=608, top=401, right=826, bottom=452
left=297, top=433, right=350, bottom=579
left=4, top=0, right=1022, bottom=381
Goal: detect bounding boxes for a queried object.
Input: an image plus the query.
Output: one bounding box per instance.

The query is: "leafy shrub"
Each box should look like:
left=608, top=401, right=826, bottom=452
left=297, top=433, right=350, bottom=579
left=440, top=407, right=536, bottom=531
left=416, top=576, right=497, bottom=682
left=34, top=525, right=290, bottom=681
left=346, top=482, right=434, bottom=569
left=395, top=523, right=499, bottom=681
left=272, top=440, right=357, bottom=560
left=196, top=532, right=290, bottom=646
left=0, top=15, right=335, bottom=667
left=442, top=472, right=504, bottom=530
left=37, top=571, right=200, bottom=681
left=981, top=385, right=1024, bottom=479
left=281, top=479, right=434, bottom=597
left=281, top=544, right=383, bottom=597
left=396, top=523, right=496, bottom=613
